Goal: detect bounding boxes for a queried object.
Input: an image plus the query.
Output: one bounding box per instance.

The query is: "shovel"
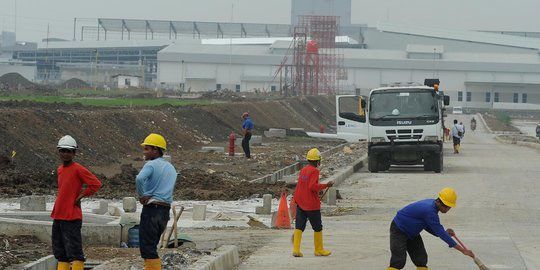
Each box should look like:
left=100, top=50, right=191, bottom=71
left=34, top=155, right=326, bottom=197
left=453, top=235, right=490, bottom=270
left=160, top=205, right=184, bottom=249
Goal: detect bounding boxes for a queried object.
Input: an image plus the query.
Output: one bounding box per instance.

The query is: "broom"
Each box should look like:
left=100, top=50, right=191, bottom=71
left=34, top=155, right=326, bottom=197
left=453, top=235, right=490, bottom=270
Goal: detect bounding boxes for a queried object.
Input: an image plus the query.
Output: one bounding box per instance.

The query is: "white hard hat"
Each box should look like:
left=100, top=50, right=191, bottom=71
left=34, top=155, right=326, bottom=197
left=57, top=135, right=77, bottom=149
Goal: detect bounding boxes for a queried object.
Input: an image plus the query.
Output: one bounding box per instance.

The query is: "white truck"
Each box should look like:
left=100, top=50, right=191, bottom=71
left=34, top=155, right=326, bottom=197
left=332, top=80, right=450, bottom=173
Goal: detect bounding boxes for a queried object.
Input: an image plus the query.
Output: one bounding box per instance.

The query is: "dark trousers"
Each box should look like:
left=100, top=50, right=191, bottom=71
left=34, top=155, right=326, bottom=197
left=242, top=133, right=252, bottom=158
left=389, top=221, right=428, bottom=269
left=52, top=219, right=84, bottom=262
left=452, top=136, right=461, bottom=146
left=139, top=204, right=170, bottom=259
left=295, top=206, right=323, bottom=232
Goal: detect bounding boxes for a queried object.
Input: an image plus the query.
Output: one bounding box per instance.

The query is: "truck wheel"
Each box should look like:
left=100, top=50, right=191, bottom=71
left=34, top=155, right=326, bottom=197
left=369, top=155, right=379, bottom=173
left=432, top=152, right=443, bottom=173
left=423, top=158, right=432, bottom=171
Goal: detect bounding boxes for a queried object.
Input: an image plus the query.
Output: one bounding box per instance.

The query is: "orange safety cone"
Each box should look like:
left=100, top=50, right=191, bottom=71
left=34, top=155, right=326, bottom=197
left=289, top=197, right=297, bottom=222
left=274, top=191, right=291, bottom=229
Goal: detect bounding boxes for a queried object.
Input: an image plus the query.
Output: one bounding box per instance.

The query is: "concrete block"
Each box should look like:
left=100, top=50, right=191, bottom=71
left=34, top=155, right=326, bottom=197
left=255, top=206, right=266, bottom=215
left=20, top=196, right=46, bottom=211
left=251, top=135, right=263, bottom=145
left=264, top=128, right=286, bottom=138
left=92, top=200, right=108, bottom=215
left=190, top=245, right=240, bottom=270
left=201, top=146, right=225, bottom=153
left=262, top=194, right=272, bottom=214
left=23, top=255, right=57, bottom=270
left=122, top=197, right=137, bottom=213
left=326, top=187, right=337, bottom=205
left=193, top=204, right=207, bottom=221
left=119, top=212, right=140, bottom=243
left=108, top=206, right=122, bottom=217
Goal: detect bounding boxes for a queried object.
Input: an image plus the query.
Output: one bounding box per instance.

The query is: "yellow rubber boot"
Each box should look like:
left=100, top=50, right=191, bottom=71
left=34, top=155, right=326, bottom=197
left=314, top=231, right=331, bottom=256
left=71, top=261, right=84, bottom=270
left=56, top=262, right=70, bottom=270
left=387, top=268, right=399, bottom=270
left=292, top=229, right=303, bottom=257
left=144, top=258, right=162, bottom=270
left=417, top=267, right=429, bottom=270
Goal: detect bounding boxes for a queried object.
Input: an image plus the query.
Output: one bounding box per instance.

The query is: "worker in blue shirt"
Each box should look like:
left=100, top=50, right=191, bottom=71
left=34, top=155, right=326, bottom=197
left=241, top=112, right=254, bottom=158
left=136, top=133, right=177, bottom=270
left=387, top=188, right=474, bottom=270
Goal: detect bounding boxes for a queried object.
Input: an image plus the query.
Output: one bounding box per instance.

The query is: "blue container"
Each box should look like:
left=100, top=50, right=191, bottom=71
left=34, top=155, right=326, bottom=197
left=128, top=225, right=140, bottom=248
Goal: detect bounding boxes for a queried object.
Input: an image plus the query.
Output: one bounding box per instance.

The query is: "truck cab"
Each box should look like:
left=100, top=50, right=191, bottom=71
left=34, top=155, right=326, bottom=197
left=366, top=84, right=449, bottom=173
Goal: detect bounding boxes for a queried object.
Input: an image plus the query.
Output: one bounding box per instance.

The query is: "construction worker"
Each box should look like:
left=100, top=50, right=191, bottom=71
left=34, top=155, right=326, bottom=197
left=292, top=148, right=334, bottom=257
left=386, top=188, right=475, bottom=270
left=136, top=133, right=177, bottom=270
left=451, top=120, right=464, bottom=154
left=241, top=112, right=254, bottom=158
left=51, top=135, right=102, bottom=270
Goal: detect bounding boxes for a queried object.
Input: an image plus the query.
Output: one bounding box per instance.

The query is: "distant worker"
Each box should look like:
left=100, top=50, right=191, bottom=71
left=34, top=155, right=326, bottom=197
left=241, top=112, right=254, bottom=158
left=444, top=127, right=450, bottom=142
left=470, top=117, right=477, bottom=131
left=292, top=148, right=334, bottom=257
left=136, top=133, right=178, bottom=270
left=51, top=135, right=102, bottom=270
left=386, top=188, right=474, bottom=270
left=451, top=120, right=464, bottom=154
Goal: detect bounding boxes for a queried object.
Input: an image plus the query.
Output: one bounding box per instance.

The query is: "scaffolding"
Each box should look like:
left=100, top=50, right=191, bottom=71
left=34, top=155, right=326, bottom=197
left=292, top=15, right=343, bottom=95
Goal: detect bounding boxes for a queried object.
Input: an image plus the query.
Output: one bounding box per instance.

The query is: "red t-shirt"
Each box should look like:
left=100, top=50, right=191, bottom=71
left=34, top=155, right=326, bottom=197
left=51, top=162, right=102, bottom=221
left=293, top=164, right=328, bottom=211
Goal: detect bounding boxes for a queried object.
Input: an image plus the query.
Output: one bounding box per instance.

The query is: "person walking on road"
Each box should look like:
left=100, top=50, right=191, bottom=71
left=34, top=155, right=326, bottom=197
left=136, top=133, right=178, bottom=270
left=52, top=135, right=102, bottom=270
left=386, top=188, right=475, bottom=270
left=451, top=120, right=464, bottom=154
left=292, top=148, right=335, bottom=258
left=241, top=112, right=254, bottom=158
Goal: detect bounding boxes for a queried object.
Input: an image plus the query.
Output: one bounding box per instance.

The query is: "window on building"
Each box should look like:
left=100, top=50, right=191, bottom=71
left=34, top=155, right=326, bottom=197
left=271, top=85, right=277, bottom=92
left=485, top=92, right=491, bottom=103
left=235, top=84, right=241, bottom=92
left=466, top=92, right=471, bottom=102
left=457, top=91, right=463, bottom=102
left=216, top=84, right=221, bottom=90
left=494, top=92, right=500, bottom=102
left=513, top=93, right=519, bottom=103
left=522, top=93, right=528, bottom=103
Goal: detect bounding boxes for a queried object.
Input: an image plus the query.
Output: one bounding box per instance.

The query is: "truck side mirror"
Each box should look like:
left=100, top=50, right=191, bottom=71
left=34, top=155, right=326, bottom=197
left=444, top=95, right=450, bottom=106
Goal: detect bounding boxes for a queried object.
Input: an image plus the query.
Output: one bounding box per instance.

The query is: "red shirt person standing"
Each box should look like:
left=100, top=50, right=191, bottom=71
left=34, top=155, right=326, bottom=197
left=292, top=148, right=334, bottom=258
left=51, top=135, right=102, bottom=270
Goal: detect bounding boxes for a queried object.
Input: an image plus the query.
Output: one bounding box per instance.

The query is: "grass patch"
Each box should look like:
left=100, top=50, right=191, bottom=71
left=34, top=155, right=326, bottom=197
left=0, top=95, right=211, bottom=107
left=495, top=111, right=512, bottom=125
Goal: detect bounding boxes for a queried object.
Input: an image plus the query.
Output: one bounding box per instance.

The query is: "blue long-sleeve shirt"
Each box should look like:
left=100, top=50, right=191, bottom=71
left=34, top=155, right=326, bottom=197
left=136, top=157, right=177, bottom=204
left=393, top=199, right=457, bottom=248
left=242, top=117, right=254, bottom=131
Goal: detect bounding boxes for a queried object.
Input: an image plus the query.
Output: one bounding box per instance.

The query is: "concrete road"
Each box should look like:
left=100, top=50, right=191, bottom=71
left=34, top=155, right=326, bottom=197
left=512, top=120, right=538, bottom=138
left=239, top=115, right=540, bottom=270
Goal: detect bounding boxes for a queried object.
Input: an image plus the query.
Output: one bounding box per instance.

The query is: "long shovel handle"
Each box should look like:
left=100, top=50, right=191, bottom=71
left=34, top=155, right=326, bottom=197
left=453, top=235, right=469, bottom=250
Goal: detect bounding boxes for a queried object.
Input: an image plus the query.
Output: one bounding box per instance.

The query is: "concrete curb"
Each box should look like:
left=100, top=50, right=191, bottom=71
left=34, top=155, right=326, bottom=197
left=23, top=255, right=56, bottom=270
left=250, top=143, right=347, bottom=184
left=477, top=113, right=493, bottom=133
left=322, top=154, right=368, bottom=187
left=189, top=245, right=240, bottom=270
left=495, top=136, right=540, bottom=150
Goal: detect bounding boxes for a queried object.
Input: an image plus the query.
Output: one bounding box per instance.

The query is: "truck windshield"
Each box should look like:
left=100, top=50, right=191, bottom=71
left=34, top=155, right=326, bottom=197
left=369, top=90, right=439, bottom=121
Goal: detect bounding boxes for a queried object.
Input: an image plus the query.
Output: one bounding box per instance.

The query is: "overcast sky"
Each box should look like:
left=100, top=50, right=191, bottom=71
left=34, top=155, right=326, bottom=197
left=1, top=0, right=540, bottom=42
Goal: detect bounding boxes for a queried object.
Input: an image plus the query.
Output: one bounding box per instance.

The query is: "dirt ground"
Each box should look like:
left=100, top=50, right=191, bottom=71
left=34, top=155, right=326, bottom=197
left=0, top=96, right=337, bottom=200
left=0, top=234, right=50, bottom=270
left=482, top=112, right=520, bottom=132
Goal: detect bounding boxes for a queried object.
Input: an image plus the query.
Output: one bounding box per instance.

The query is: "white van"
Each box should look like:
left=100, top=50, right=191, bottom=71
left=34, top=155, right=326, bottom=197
left=452, top=106, right=463, bottom=114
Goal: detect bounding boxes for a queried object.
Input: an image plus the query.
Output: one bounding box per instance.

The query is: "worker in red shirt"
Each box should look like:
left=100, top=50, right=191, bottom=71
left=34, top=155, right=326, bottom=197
left=51, top=135, right=102, bottom=270
left=292, top=148, right=334, bottom=257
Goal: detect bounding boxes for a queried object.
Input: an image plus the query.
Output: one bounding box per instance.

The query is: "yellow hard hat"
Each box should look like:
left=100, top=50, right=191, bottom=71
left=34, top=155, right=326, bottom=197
left=141, top=133, right=167, bottom=150
left=438, top=187, right=457, bottom=208
left=306, top=148, right=321, bottom=161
